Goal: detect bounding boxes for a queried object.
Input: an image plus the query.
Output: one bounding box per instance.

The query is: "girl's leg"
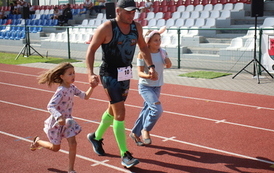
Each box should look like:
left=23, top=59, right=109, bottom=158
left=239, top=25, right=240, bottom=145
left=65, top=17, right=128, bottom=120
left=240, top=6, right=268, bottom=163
left=139, top=85, right=163, bottom=136
left=67, top=136, right=77, bottom=172
left=31, top=136, right=61, bottom=152
left=131, top=102, right=149, bottom=137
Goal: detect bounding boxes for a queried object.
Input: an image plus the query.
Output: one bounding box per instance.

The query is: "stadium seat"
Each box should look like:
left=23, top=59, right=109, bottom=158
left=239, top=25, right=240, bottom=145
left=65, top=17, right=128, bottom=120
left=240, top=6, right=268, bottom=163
left=176, top=0, right=183, bottom=7
left=181, top=11, right=190, bottom=19
left=163, top=12, right=172, bottom=20
left=156, top=19, right=166, bottom=28
left=140, top=19, right=148, bottom=27
left=96, top=13, right=104, bottom=20
left=171, top=12, right=181, bottom=20
left=80, top=19, right=89, bottom=27
left=219, top=11, right=231, bottom=19
left=201, top=18, right=216, bottom=28
left=260, top=17, right=274, bottom=28
left=165, top=18, right=175, bottom=28
left=69, top=33, right=78, bottom=43
left=213, top=4, right=223, bottom=11
left=220, top=0, right=229, bottom=4
left=185, top=5, right=194, bottom=12
left=222, top=3, right=233, bottom=11
left=204, top=4, right=213, bottom=11
left=200, top=11, right=210, bottom=19
left=176, top=5, right=185, bottom=12
left=88, top=19, right=95, bottom=26
left=94, top=19, right=102, bottom=26
left=0, top=32, right=4, bottom=39
left=169, top=6, right=177, bottom=13
left=186, top=27, right=199, bottom=37
left=174, top=18, right=185, bottom=28
left=9, top=31, right=17, bottom=40
left=155, top=12, right=163, bottom=20
left=184, top=18, right=195, bottom=28
left=152, top=6, right=160, bottom=13
left=160, top=6, right=168, bottom=13
left=190, top=11, right=200, bottom=19
left=194, top=4, right=203, bottom=12
left=210, top=11, right=220, bottom=18
left=232, top=3, right=244, bottom=11
left=193, top=0, right=200, bottom=6
left=4, top=31, right=11, bottom=39
left=184, top=0, right=192, bottom=6
left=146, top=18, right=157, bottom=28
left=210, top=0, right=218, bottom=5
left=201, top=0, right=210, bottom=5
left=52, top=19, right=59, bottom=26
left=194, top=18, right=205, bottom=28
left=145, top=12, right=155, bottom=20
left=153, top=1, right=160, bottom=6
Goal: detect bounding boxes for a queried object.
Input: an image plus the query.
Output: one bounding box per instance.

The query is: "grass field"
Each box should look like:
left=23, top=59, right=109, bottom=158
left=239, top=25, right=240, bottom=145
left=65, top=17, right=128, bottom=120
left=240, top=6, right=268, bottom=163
left=0, top=52, right=80, bottom=65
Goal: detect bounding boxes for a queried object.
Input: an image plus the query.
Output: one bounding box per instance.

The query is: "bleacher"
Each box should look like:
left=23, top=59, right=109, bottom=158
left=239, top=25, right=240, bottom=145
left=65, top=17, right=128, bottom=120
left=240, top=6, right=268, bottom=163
left=0, top=4, right=89, bottom=41
left=1, top=0, right=274, bottom=72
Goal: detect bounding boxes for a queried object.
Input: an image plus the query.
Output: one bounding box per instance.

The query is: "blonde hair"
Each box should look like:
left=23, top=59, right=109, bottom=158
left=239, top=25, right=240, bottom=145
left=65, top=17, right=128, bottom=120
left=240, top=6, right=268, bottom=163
left=38, top=62, right=74, bottom=87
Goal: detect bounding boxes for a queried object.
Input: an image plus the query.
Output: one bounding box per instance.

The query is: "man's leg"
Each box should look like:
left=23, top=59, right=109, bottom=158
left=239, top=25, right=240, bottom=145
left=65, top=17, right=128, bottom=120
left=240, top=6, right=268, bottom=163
left=111, top=101, right=139, bottom=168
left=95, top=110, right=113, bottom=140
left=87, top=108, right=113, bottom=156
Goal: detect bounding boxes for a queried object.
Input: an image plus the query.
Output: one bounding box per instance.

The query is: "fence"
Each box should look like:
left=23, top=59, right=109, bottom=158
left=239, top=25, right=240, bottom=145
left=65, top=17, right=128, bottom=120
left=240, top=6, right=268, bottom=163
left=0, top=25, right=274, bottom=74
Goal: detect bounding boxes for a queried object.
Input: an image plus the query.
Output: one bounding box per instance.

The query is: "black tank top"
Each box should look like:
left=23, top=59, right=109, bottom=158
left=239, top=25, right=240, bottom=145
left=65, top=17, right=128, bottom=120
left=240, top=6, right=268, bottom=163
left=99, top=19, right=138, bottom=78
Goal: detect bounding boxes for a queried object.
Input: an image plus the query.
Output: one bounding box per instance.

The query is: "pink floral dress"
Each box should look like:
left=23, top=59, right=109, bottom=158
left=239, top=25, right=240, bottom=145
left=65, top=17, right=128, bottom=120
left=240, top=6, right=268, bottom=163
left=44, top=84, right=85, bottom=145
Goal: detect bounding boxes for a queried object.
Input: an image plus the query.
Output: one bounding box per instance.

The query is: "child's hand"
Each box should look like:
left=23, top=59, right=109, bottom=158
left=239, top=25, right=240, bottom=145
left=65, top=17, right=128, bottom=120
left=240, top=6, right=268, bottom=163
left=57, top=117, right=65, bottom=126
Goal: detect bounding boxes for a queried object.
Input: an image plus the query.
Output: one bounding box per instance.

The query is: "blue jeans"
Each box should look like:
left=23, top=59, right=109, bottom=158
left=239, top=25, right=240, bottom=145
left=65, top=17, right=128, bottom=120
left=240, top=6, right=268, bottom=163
left=131, top=84, right=163, bottom=137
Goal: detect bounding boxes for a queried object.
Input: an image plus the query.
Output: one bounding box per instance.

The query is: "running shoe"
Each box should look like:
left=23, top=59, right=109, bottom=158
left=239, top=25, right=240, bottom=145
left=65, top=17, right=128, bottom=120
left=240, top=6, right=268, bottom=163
left=87, top=132, right=105, bottom=156
left=121, top=151, right=140, bottom=168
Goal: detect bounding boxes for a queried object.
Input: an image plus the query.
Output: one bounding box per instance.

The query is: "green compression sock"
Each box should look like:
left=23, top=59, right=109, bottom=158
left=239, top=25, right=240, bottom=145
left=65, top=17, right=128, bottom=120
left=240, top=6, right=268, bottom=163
left=95, top=111, right=113, bottom=140
left=113, top=120, right=128, bottom=156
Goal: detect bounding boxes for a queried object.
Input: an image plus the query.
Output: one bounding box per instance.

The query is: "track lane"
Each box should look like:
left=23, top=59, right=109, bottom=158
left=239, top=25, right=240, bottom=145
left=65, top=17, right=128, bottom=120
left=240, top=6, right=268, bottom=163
left=1, top=64, right=274, bottom=172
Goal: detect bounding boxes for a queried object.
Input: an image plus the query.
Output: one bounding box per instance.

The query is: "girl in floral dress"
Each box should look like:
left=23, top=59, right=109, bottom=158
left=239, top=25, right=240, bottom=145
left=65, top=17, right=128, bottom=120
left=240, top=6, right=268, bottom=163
left=30, top=62, right=97, bottom=173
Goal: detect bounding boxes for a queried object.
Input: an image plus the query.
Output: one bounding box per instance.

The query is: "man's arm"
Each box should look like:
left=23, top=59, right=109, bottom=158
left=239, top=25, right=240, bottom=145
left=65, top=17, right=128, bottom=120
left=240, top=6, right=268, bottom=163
left=85, top=21, right=111, bottom=86
left=135, top=22, right=158, bottom=80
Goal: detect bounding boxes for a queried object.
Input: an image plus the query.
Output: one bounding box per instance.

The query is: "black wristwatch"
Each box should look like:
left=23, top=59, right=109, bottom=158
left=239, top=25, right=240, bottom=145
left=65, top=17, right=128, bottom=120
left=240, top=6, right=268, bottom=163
left=148, top=64, right=155, bottom=69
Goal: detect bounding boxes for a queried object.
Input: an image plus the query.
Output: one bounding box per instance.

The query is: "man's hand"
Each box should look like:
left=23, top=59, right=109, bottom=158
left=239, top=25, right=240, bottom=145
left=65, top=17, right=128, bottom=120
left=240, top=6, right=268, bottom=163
left=89, top=74, right=100, bottom=87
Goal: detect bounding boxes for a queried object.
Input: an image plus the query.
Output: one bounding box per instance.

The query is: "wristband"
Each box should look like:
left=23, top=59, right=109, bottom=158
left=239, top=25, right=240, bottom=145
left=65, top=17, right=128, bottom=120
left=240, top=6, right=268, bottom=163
left=148, top=64, right=155, bottom=69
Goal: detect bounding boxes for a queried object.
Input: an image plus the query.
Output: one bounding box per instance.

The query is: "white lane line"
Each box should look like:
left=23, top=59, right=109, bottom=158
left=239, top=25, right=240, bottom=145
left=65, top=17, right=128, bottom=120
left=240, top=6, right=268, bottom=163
left=1, top=100, right=274, bottom=166
left=0, top=131, right=131, bottom=173
left=1, top=69, right=274, bottom=111
left=1, top=81, right=274, bottom=133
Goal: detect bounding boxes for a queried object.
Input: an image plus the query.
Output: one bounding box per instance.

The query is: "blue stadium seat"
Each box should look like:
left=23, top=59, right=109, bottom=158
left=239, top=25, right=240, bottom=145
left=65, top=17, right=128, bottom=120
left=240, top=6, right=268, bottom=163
left=17, top=14, right=22, bottom=19
left=4, top=31, right=11, bottom=39
left=52, top=19, right=58, bottom=26
left=9, top=31, right=17, bottom=40
left=30, top=14, right=36, bottom=19
left=40, top=14, right=46, bottom=20
left=14, top=31, right=21, bottom=40
left=0, top=32, right=4, bottom=39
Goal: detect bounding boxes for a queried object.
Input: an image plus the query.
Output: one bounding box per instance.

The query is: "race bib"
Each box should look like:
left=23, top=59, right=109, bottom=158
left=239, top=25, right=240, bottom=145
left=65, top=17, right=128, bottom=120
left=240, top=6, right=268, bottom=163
left=117, top=66, right=132, bottom=81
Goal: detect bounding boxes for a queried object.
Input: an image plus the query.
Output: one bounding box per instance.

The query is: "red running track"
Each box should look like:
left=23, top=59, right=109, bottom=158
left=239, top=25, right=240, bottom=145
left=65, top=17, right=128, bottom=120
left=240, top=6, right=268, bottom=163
left=0, top=63, right=274, bottom=173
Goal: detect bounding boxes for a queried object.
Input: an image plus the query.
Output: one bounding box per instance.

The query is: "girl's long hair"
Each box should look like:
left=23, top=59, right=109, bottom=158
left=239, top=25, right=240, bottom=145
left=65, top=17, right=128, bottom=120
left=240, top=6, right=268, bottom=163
left=38, top=62, right=74, bottom=87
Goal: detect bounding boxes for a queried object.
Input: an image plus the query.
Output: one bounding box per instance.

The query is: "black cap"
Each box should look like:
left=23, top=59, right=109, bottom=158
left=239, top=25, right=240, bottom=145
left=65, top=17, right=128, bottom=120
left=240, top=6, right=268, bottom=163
left=117, top=0, right=138, bottom=11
